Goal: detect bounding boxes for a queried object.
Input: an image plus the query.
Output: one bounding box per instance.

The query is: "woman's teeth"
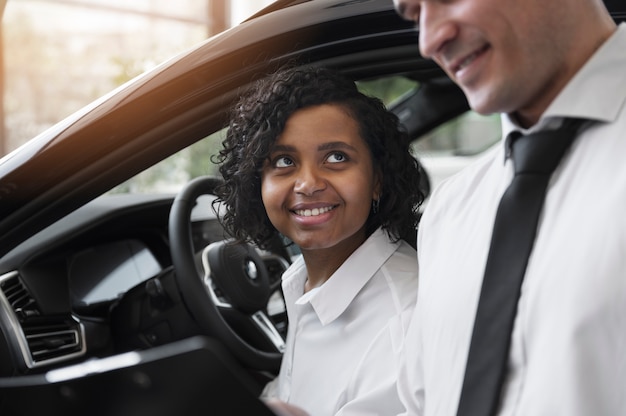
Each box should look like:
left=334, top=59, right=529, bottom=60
left=295, top=206, right=334, bottom=217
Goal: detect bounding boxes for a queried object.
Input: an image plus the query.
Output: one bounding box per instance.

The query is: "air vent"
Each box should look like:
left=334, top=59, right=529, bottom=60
left=23, top=320, right=83, bottom=364
left=0, top=273, right=40, bottom=320
left=0, top=271, right=85, bottom=368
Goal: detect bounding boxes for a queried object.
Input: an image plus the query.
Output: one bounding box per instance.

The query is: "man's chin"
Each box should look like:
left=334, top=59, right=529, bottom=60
left=463, top=87, right=507, bottom=116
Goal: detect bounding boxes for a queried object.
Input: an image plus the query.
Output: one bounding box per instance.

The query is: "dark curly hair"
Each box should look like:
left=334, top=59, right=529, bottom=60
left=213, top=65, right=425, bottom=251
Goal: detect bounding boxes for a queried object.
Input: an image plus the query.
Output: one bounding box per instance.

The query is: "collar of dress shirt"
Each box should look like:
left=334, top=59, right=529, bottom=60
left=291, top=227, right=399, bottom=326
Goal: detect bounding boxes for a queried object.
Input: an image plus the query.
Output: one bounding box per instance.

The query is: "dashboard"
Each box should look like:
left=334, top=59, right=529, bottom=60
left=0, top=193, right=286, bottom=377
left=69, top=239, right=162, bottom=306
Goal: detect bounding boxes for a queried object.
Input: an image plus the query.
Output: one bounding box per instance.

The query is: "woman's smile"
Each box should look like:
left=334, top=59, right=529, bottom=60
left=292, top=205, right=336, bottom=218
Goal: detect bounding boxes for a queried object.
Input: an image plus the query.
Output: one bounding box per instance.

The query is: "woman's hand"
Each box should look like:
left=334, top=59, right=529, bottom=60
left=264, top=398, right=310, bottom=416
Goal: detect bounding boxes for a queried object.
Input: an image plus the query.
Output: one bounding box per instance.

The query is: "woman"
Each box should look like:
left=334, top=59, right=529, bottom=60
left=214, top=66, right=424, bottom=415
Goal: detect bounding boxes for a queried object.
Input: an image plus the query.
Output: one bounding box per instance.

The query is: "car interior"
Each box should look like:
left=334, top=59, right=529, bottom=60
left=0, top=0, right=623, bottom=414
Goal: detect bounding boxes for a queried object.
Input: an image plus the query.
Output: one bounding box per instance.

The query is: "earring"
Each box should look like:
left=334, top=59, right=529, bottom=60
left=372, top=197, right=380, bottom=214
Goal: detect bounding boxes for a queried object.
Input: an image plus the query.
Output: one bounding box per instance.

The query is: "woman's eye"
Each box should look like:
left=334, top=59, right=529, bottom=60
left=274, top=156, right=294, bottom=168
left=327, top=152, right=347, bottom=163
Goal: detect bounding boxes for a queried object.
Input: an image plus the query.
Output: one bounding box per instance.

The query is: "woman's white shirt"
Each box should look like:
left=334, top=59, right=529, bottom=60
left=263, top=227, right=418, bottom=416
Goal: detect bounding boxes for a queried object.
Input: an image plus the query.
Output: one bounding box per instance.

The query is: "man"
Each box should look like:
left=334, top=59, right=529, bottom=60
left=393, top=0, right=625, bottom=415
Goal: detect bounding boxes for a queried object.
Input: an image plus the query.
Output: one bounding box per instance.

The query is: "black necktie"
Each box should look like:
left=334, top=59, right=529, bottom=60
left=456, top=118, right=587, bottom=416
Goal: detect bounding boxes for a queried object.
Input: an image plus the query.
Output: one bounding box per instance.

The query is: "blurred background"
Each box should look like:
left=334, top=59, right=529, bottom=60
left=0, top=0, right=274, bottom=157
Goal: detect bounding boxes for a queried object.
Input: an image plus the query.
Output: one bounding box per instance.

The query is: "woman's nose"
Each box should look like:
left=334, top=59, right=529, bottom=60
left=293, top=165, right=326, bottom=196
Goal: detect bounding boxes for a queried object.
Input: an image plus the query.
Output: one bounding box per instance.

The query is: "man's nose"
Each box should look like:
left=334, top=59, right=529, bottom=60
left=393, top=2, right=457, bottom=61
left=420, top=4, right=459, bottom=61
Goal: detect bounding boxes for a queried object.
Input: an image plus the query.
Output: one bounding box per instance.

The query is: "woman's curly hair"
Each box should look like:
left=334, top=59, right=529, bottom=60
left=213, top=65, right=425, bottom=250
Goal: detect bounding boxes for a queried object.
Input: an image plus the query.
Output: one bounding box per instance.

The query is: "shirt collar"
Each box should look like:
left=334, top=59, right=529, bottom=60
left=290, top=227, right=399, bottom=326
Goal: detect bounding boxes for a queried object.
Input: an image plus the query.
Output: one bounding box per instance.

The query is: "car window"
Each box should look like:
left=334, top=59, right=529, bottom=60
left=414, top=112, right=501, bottom=190
left=413, top=111, right=501, bottom=157
left=356, top=77, right=420, bottom=106
left=108, top=128, right=226, bottom=195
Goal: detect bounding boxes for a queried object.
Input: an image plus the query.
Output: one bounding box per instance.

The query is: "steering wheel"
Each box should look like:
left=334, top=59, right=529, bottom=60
left=168, top=176, right=285, bottom=372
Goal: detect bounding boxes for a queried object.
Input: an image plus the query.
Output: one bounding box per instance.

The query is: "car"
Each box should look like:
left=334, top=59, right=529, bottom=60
left=0, top=0, right=624, bottom=414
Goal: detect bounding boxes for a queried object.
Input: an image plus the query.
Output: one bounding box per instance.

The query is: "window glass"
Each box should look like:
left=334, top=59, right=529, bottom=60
left=108, top=128, right=225, bottom=195
left=414, top=112, right=501, bottom=190
left=413, top=111, right=501, bottom=157
left=356, top=77, right=419, bottom=106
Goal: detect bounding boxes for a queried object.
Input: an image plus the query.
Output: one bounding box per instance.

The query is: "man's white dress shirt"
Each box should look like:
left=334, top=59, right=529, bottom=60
left=264, top=228, right=418, bottom=416
left=399, top=23, right=626, bottom=416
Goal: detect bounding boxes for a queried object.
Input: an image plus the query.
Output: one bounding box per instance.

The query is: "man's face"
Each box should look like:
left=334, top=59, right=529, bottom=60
left=393, top=0, right=572, bottom=123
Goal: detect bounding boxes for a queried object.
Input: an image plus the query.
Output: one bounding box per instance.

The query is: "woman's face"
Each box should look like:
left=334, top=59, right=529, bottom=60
left=261, top=104, right=381, bottom=256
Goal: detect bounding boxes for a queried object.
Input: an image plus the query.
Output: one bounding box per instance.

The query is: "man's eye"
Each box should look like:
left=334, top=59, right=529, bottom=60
left=274, top=156, right=294, bottom=168
left=327, top=152, right=347, bottom=163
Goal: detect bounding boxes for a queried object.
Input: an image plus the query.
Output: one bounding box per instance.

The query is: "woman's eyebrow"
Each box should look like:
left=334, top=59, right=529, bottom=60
left=270, top=142, right=357, bottom=152
left=317, top=141, right=357, bottom=152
